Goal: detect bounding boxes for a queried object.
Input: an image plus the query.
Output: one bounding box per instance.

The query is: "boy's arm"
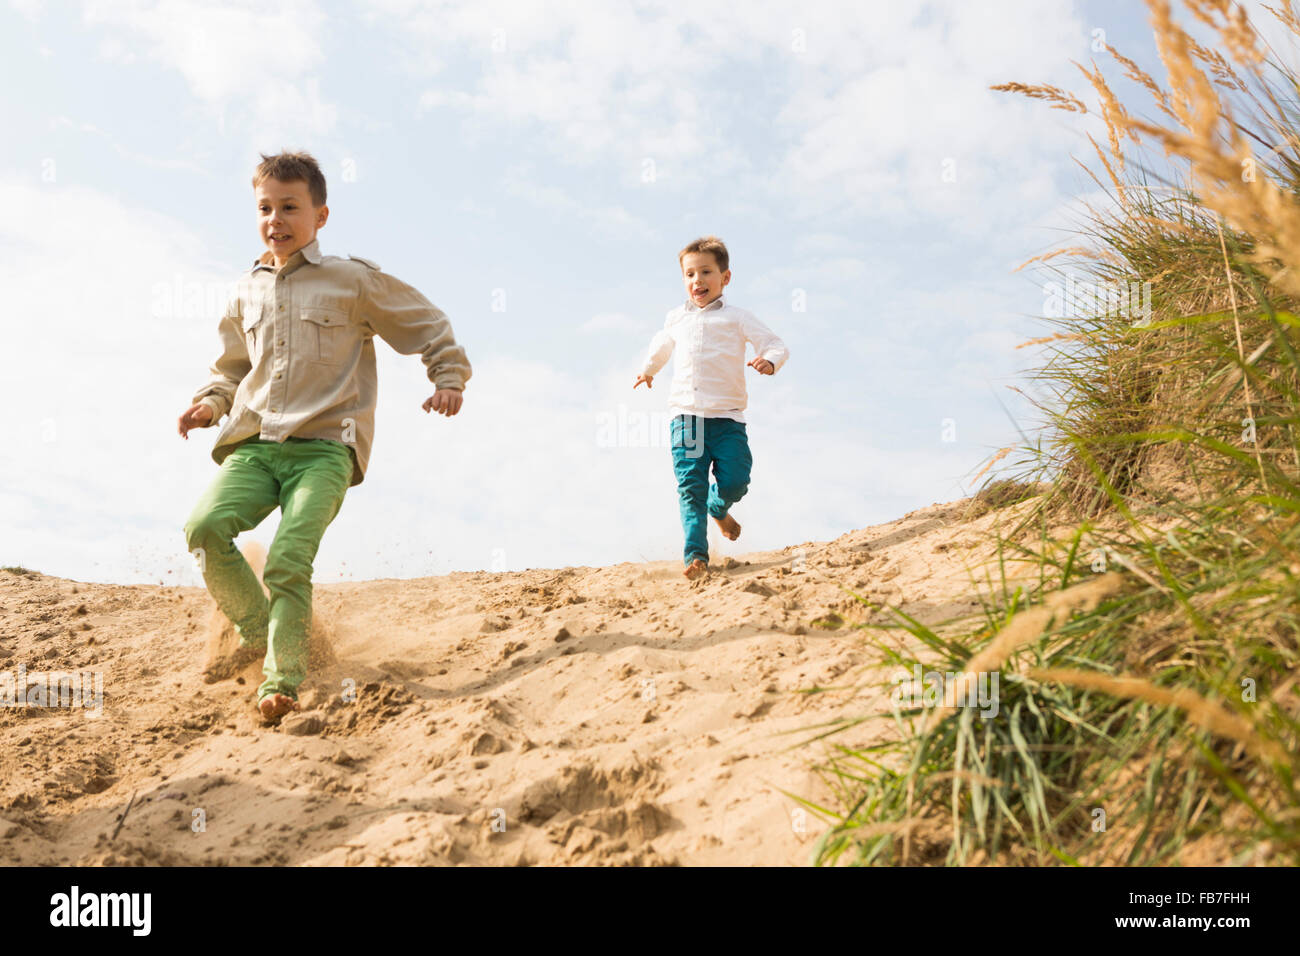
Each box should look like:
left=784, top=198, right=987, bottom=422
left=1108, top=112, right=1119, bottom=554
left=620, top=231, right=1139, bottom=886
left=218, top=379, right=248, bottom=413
left=191, top=294, right=250, bottom=421
left=740, top=312, right=790, bottom=371
left=359, top=268, right=472, bottom=391
left=640, top=316, right=676, bottom=378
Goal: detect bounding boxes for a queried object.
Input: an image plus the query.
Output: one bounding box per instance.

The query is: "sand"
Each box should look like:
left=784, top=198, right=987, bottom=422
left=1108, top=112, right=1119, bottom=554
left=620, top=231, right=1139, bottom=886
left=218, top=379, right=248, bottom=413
left=0, top=496, right=1037, bottom=866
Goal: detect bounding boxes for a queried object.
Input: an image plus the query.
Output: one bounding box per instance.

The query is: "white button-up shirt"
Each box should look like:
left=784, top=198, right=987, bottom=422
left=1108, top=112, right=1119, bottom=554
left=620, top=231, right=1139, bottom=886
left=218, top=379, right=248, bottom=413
left=640, top=295, right=789, bottom=423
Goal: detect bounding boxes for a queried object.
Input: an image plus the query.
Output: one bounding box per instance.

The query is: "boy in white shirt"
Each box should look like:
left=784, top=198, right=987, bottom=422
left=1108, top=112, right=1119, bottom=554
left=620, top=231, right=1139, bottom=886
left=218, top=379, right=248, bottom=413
left=635, top=236, right=789, bottom=580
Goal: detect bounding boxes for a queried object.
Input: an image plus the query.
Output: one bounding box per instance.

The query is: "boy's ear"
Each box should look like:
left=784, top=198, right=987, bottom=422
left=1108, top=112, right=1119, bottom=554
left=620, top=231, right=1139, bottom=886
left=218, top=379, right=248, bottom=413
left=316, top=204, right=329, bottom=228
left=722, top=269, right=731, bottom=286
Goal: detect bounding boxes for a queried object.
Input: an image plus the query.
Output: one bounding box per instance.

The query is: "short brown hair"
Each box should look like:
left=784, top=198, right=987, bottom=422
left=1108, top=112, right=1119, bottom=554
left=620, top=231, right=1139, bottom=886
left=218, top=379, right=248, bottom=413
left=678, top=236, right=729, bottom=272
left=252, top=151, right=327, bottom=207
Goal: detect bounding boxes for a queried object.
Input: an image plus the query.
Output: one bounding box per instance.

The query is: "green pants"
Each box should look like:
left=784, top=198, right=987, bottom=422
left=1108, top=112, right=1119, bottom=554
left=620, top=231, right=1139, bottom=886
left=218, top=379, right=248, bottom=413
left=183, top=437, right=353, bottom=702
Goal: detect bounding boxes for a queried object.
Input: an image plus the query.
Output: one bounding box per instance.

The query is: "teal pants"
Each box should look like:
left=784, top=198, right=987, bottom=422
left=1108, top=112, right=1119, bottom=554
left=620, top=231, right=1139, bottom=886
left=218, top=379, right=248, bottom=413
left=670, top=414, right=752, bottom=566
left=183, top=437, right=353, bottom=702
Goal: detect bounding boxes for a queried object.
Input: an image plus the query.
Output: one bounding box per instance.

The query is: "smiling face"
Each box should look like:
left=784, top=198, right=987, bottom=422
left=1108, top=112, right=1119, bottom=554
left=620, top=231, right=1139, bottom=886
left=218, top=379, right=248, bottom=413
left=256, top=177, right=328, bottom=265
left=681, top=251, right=730, bottom=308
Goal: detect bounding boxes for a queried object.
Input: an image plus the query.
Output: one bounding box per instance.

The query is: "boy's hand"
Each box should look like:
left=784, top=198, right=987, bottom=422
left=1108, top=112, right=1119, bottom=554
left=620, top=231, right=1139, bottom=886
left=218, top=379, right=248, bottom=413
left=634, top=374, right=653, bottom=389
left=423, top=389, right=463, bottom=417
left=177, top=403, right=214, bottom=439
left=749, top=357, right=775, bottom=375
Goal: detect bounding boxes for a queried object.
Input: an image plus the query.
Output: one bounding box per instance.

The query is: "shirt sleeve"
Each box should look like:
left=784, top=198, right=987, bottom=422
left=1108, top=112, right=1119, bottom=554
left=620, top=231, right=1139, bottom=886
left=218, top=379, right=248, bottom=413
left=740, top=312, right=789, bottom=372
left=641, top=314, right=676, bottom=377
left=191, top=291, right=250, bottom=421
left=359, top=268, right=472, bottom=391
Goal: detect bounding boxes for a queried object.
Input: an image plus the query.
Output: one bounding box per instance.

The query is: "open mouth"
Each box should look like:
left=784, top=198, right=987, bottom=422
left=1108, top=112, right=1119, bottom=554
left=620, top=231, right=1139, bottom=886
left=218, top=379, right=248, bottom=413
left=270, top=234, right=292, bottom=243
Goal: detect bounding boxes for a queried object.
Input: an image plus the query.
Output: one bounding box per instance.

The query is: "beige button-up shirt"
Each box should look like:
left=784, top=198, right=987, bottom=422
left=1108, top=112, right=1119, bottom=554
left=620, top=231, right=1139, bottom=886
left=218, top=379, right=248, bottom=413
left=191, top=238, right=471, bottom=486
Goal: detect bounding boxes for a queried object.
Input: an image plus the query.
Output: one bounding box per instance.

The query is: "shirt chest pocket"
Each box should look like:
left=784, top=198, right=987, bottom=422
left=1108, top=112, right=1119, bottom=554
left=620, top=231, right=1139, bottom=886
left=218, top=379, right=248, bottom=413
left=241, top=300, right=268, bottom=359
left=298, top=306, right=351, bottom=365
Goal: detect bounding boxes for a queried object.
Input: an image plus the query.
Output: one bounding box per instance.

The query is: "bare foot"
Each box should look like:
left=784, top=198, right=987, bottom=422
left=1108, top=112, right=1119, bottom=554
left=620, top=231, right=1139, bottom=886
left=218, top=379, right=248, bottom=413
left=258, top=693, right=300, bottom=723
left=712, top=513, right=741, bottom=541
left=683, top=558, right=709, bottom=580
left=203, top=643, right=264, bottom=684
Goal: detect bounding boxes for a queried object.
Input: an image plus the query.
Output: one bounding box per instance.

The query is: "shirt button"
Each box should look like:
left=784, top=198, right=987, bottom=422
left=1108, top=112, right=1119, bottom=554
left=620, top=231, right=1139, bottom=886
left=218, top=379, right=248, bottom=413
left=271, top=407, right=278, bottom=413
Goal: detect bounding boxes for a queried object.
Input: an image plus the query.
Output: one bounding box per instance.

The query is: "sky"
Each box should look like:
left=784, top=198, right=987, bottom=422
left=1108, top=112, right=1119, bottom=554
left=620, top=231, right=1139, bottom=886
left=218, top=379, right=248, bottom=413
left=0, top=0, right=1269, bottom=585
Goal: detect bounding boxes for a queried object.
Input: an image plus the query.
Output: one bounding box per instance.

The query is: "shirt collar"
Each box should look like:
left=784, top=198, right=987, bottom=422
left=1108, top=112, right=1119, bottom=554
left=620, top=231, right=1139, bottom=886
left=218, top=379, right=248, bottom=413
left=251, top=237, right=322, bottom=274
left=685, top=294, right=726, bottom=313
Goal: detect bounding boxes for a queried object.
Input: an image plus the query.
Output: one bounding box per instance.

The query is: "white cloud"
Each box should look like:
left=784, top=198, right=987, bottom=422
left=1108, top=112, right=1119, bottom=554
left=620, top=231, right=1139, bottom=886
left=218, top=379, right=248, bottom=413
left=9, top=0, right=42, bottom=20
left=582, top=312, right=643, bottom=334
left=0, top=176, right=243, bottom=582
left=48, top=115, right=209, bottom=173
left=501, top=165, right=656, bottom=240
left=80, top=0, right=335, bottom=137
left=383, top=0, right=1086, bottom=226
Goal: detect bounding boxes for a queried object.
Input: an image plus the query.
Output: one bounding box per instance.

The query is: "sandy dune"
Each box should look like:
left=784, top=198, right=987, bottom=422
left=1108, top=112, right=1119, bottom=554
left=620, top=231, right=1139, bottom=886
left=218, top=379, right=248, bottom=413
left=0, top=497, right=1030, bottom=866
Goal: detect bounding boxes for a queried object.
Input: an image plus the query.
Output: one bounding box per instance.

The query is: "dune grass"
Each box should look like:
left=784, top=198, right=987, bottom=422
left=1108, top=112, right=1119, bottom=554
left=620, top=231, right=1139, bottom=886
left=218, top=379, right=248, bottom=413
left=812, top=0, right=1300, bottom=866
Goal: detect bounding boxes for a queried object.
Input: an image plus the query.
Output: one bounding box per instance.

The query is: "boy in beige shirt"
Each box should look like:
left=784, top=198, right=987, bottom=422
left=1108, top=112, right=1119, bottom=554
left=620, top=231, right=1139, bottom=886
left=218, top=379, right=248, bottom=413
left=178, top=151, right=471, bottom=722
